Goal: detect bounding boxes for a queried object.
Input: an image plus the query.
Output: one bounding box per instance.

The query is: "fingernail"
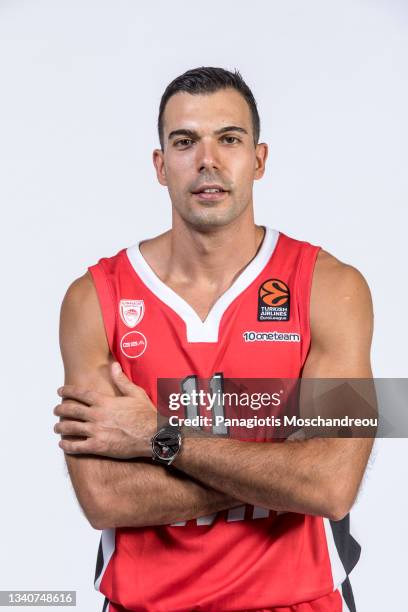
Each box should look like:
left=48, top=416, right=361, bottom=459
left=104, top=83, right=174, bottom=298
left=57, top=387, right=63, bottom=395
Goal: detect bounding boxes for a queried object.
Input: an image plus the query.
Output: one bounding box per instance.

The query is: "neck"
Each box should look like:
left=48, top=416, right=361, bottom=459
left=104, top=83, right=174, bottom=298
left=165, top=215, right=265, bottom=286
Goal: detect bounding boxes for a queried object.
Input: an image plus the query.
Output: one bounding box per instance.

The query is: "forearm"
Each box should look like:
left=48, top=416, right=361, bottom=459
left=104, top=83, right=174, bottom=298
left=64, top=453, right=241, bottom=529
left=172, top=436, right=366, bottom=520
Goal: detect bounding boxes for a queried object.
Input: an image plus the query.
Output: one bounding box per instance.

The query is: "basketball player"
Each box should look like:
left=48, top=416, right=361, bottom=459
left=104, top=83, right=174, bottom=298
left=54, top=67, right=374, bottom=612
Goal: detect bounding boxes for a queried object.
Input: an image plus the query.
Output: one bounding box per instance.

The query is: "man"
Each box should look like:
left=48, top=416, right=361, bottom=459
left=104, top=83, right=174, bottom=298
left=54, top=67, right=374, bottom=612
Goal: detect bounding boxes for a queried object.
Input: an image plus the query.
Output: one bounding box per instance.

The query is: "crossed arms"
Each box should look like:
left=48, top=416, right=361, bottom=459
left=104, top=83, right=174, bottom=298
left=56, top=251, right=374, bottom=530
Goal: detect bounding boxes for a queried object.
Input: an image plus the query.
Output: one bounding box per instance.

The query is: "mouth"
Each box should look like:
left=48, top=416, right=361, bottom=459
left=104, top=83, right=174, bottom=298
left=191, top=184, right=230, bottom=201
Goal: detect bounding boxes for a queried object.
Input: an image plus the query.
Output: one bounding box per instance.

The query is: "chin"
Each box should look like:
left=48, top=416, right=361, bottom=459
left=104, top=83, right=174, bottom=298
left=183, top=209, right=242, bottom=231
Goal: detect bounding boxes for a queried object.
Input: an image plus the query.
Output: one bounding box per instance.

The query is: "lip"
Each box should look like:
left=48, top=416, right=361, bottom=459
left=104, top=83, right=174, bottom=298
left=192, top=191, right=229, bottom=202
left=191, top=184, right=229, bottom=201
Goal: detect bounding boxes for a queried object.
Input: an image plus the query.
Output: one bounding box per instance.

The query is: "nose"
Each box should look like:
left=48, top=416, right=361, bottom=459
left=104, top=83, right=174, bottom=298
left=196, top=138, right=220, bottom=173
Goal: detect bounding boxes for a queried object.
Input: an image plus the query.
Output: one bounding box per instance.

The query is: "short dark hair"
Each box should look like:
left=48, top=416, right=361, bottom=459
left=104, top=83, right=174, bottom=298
left=157, top=66, right=260, bottom=150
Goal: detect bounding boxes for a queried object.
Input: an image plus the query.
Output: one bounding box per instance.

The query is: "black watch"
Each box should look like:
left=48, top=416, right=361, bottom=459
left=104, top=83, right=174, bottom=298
left=151, top=424, right=182, bottom=466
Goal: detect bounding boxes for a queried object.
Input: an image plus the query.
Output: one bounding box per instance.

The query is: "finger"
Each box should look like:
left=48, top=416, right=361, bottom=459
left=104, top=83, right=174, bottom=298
left=111, top=362, right=145, bottom=398
left=54, top=420, right=93, bottom=437
left=58, top=437, right=100, bottom=455
left=286, top=428, right=306, bottom=441
left=53, top=401, right=91, bottom=421
left=57, top=385, right=104, bottom=406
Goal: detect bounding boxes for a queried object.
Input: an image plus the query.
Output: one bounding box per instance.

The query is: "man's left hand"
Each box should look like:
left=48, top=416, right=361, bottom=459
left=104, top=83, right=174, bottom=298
left=53, top=362, right=157, bottom=459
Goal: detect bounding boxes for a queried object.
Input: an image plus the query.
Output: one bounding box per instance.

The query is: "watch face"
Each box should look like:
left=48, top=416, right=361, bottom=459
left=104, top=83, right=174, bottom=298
left=153, top=428, right=181, bottom=460
left=156, top=443, right=174, bottom=460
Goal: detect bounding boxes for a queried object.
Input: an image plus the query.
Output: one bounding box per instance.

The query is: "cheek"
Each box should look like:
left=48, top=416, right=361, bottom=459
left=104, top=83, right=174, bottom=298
left=167, top=152, right=194, bottom=176
left=165, top=156, right=195, bottom=192
left=232, top=152, right=257, bottom=182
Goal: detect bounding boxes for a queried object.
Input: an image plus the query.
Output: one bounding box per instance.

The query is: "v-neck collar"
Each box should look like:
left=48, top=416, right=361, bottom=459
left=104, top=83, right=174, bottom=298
left=126, top=226, right=280, bottom=343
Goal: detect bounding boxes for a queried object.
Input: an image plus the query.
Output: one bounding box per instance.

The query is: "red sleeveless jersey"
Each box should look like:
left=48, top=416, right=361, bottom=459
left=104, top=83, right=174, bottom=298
left=88, top=228, right=360, bottom=612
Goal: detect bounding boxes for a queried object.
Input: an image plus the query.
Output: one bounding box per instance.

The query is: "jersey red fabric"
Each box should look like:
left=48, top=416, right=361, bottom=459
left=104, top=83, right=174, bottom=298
left=105, top=587, right=345, bottom=612
left=88, top=228, right=359, bottom=612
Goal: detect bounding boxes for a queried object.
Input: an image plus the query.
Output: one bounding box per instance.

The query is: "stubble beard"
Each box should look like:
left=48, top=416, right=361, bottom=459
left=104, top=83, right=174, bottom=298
left=172, top=192, right=251, bottom=232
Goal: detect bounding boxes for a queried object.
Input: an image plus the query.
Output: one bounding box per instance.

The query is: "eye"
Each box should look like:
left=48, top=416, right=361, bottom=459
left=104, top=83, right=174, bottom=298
left=221, top=135, right=241, bottom=144
left=174, top=138, right=194, bottom=147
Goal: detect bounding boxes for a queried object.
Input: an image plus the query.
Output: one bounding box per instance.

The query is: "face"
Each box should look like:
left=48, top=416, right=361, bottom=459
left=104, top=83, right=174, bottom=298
left=153, top=88, right=268, bottom=231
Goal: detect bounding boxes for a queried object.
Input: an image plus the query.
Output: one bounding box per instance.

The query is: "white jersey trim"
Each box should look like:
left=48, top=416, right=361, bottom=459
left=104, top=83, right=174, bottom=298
left=94, top=528, right=116, bottom=592
left=322, top=517, right=347, bottom=589
left=126, top=227, right=280, bottom=343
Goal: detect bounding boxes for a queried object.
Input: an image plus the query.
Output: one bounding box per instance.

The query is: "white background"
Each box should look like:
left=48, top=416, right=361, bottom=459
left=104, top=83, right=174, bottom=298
left=0, top=1, right=407, bottom=610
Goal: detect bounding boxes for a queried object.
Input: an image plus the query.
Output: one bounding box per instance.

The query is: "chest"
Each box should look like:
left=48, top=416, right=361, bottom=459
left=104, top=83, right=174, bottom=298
left=115, top=283, right=305, bottom=400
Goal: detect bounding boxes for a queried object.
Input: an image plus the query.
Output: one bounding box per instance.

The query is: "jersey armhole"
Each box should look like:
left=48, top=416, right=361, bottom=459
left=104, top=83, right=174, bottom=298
left=88, top=262, right=116, bottom=356
left=297, top=243, right=321, bottom=367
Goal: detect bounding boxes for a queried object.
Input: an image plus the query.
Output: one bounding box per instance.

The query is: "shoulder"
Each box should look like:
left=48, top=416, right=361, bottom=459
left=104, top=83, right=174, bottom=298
left=62, top=271, right=95, bottom=304
left=310, top=249, right=373, bottom=350
left=60, top=272, right=109, bottom=357
left=61, top=272, right=100, bottom=323
left=312, top=248, right=372, bottom=306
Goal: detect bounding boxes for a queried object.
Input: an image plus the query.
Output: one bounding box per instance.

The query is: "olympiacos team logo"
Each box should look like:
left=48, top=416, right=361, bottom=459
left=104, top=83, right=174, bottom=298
left=119, top=299, right=145, bottom=328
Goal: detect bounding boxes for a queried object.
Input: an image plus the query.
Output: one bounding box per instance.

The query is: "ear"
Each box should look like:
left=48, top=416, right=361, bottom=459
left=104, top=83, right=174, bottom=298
left=254, top=143, right=268, bottom=180
left=153, top=148, right=167, bottom=186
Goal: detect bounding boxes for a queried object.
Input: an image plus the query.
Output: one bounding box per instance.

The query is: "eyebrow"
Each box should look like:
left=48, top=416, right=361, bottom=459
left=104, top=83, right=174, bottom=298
left=168, top=125, right=248, bottom=141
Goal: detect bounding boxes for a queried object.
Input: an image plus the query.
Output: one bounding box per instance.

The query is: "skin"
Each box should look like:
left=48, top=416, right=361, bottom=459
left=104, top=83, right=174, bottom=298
left=154, top=89, right=266, bottom=231
left=54, top=88, right=374, bottom=529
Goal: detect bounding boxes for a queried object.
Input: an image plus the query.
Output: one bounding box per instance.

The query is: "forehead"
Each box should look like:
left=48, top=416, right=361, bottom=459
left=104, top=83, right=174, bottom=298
left=162, top=88, right=252, bottom=135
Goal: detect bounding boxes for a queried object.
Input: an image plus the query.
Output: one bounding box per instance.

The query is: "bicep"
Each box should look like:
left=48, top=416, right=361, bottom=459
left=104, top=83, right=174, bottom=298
left=58, top=273, right=119, bottom=523
left=298, top=258, right=376, bottom=506
left=59, top=272, right=116, bottom=394
left=304, top=258, right=373, bottom=378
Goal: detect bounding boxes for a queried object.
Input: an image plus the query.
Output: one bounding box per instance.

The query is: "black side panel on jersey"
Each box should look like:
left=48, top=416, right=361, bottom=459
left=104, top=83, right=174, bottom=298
left=94, top=537, right=104, bottom=584
left=330, top=514, right=361, bottom=575
left=341, top=576, right=357, bottom=612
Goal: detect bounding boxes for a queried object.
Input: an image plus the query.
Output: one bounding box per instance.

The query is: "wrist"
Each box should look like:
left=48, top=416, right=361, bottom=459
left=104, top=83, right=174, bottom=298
left=151, top=424, right=183, bottom=466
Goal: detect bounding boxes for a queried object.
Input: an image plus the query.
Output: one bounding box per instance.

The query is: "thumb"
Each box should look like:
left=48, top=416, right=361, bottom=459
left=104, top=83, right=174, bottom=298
left=286, top=428, right=306, bottom=442
left=111, top=362, right=140, bottom=397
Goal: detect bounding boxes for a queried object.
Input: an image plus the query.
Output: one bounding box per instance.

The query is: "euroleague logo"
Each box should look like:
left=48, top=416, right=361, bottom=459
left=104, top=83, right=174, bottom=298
left=258, top=278, right=290, bottom=322
left=120, top=331, right=147, bottom=359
